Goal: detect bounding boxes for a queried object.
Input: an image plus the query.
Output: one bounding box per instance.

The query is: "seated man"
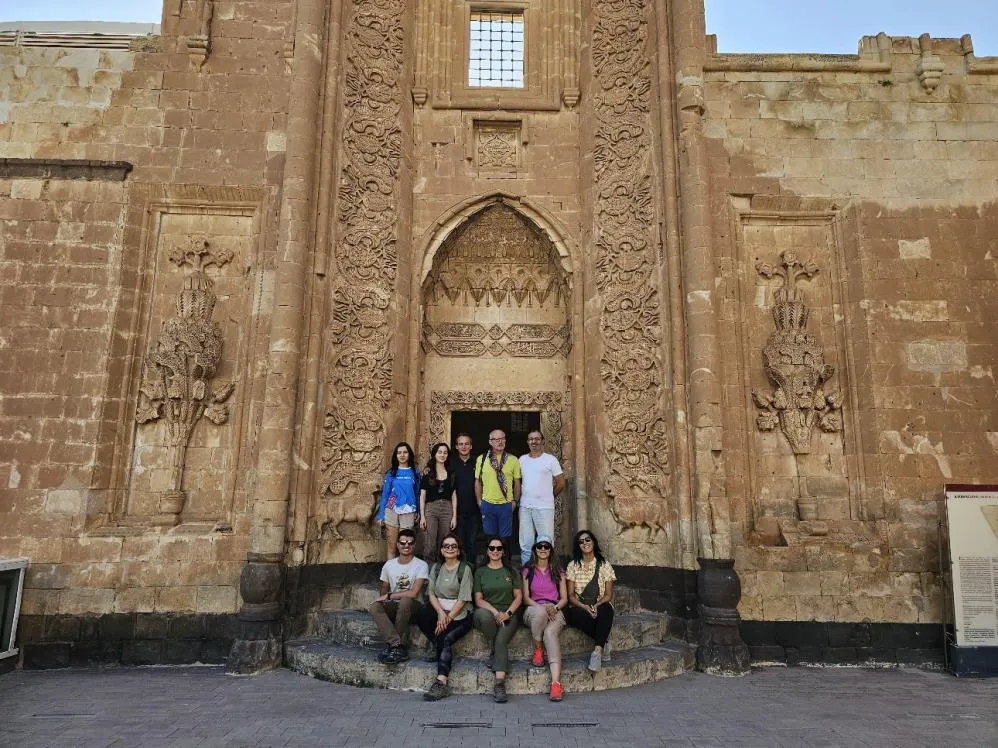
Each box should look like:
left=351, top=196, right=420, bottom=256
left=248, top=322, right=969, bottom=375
left=368, top=528, right=429, bottom=664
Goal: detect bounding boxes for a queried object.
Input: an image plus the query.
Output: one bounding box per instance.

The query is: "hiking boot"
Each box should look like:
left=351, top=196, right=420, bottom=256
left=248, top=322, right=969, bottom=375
left=587, top=648, right=602, bottom=673
left=384, top=644, right=408, bottom=664
left=493, top=679, right=508, bottom=703
left=549, top=681, right=564, bottom=702
left=376, top=645, right=393, bottom=664
left=423, top=680, right=451, bottom=701
left=531, top=645, right=545, bottom=668
left=602, top=641, right=611, bottom=663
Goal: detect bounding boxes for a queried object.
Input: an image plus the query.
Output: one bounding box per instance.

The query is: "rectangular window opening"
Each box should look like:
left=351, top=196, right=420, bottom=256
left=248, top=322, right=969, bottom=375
left=468, top=10, right=525, bottom=88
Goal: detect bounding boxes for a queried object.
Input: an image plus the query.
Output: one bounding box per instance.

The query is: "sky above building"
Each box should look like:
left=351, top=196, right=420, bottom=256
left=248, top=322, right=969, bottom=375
left=2, top=0, right=996, bottom=55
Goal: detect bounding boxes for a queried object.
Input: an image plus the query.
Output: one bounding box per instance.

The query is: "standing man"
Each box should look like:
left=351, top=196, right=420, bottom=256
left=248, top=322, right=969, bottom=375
left=451, top=433, right=480, bottom=564
left=368, top=528, right=428, bottom=664
left=475, top=429, right=521, bottom=558
left=518, top=431, right=566, bottom=565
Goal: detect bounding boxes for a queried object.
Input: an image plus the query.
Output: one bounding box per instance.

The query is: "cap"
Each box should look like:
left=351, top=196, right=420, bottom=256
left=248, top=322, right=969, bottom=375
left=535, top=534, right=553, bottom=545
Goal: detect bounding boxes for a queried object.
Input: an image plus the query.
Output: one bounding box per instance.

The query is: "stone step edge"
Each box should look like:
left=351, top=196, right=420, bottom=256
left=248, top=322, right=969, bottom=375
left=285, top=638, right=694, bottom=695
left=310, top=609, right=668, bottom=655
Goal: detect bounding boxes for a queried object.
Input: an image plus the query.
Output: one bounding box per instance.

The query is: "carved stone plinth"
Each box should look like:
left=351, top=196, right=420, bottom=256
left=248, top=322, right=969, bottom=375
left=151, top=489, right=186, bottom=527
left=695, top=558, right=750, bottom=676
left=226, top=560, right=284, bottom=674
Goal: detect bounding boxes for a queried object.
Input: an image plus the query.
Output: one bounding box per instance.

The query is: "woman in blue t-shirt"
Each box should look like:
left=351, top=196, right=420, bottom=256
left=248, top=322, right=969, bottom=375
left=376, top=442, right=419, bottom=559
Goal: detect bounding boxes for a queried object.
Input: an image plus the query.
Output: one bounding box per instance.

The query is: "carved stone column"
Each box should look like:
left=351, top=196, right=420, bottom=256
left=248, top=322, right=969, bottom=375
left=670, top=0, right=747, bottom=674
left=227, top=0, right=328, bottom=674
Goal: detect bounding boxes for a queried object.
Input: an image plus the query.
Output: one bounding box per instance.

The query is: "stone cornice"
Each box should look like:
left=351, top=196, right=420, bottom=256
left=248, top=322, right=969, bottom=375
left=0, top=158, right=133, bottom=181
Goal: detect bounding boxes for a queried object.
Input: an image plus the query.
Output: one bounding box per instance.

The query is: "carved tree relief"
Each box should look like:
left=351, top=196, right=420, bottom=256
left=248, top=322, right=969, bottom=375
left=590, top=0, right=672, bottom=527
left=136, top=238, right=234, bottom=525
left=318, top=0, right=405, bottom=512
left=753, top=251, right=843, bottom=455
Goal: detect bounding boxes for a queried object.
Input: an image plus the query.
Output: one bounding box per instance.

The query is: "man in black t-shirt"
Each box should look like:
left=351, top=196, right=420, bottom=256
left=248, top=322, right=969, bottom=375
left=451, top=432, right=480, bottom=564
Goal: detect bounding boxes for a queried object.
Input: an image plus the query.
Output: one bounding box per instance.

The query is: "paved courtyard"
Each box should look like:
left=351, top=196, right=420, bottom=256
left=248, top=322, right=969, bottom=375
left=1, top=665, right=995, bottom=747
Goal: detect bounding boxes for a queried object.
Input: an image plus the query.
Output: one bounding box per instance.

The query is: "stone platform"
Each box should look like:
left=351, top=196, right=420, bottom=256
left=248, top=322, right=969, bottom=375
left=284, top=583, right=694, bottom=695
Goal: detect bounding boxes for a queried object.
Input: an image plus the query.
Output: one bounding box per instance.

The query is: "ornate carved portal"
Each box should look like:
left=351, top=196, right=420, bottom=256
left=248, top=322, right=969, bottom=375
left=589, top=0, right=674, bottom=530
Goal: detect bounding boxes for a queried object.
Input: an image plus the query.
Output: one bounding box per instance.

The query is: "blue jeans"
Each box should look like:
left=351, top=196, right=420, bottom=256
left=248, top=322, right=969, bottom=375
left=481, top=501, right=513, bottom=539
left=518, top=506, right=555, bottom=565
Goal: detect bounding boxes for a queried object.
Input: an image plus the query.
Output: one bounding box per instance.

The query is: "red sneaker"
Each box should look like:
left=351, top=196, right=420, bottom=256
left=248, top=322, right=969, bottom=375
left=549, top=681, right=564, bottom=702
left=531, top=645, right=545, bottom=667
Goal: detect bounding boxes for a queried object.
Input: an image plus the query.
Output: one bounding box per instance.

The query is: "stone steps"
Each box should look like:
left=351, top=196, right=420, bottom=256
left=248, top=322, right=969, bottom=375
left=313, top=609, right=667, bottom=659
left=285, top=638, right=694, bottom=695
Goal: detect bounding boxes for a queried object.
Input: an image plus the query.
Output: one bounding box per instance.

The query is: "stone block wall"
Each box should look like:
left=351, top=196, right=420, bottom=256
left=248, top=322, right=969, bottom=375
left=0, top=3, right=294, bottom=662
left=706, top=35, right=998, bottom=625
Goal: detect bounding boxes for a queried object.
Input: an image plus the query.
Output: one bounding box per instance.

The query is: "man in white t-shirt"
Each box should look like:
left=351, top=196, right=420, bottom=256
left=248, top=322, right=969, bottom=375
left=518, top=430, right=566, bottom=565
left=368, top=528, right=429, bottom=664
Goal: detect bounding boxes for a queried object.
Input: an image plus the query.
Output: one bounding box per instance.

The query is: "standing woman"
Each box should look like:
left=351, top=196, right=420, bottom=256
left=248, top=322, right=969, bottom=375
left=564, top=529, right=616, bottom=673
left=417, top=533, right=474, bottom=701
left=375, top=442, right=419, bottom=560
left=472, top=535, right=522, bottom=703
left=521, top=534, right=567, bottom=701
left=419, top=442, right=457, bottom=563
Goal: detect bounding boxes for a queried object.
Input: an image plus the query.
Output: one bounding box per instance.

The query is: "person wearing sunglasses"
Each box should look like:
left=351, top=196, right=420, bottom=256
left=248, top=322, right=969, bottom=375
left=416, top=533, right=474, bottom=701
left=369, top=528, right=428, bottom=664
left=565, top=530, right=616, bottom=672
left=521, top=534, right=568, bottom=701
left=472, top=535, right=522, bottom=703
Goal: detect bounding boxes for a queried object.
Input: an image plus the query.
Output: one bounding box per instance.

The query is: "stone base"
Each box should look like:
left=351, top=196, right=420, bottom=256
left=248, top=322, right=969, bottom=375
left=696, top=605, right=751, bottom=676
left=227, top=618, right=283, bottom=675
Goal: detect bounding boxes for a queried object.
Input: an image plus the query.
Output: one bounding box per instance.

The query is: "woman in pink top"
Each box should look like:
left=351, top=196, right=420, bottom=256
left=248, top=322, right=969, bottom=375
left=521, top=534, right=568, bottom=701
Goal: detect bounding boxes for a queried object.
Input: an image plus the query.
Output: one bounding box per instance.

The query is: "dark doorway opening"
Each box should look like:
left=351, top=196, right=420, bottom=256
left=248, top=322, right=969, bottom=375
left=449, top=410, right=540, bottom=458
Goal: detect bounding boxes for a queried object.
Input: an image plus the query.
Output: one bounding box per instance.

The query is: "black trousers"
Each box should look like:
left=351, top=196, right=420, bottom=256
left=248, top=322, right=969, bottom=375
left=564, top=602, right=614, bottom=647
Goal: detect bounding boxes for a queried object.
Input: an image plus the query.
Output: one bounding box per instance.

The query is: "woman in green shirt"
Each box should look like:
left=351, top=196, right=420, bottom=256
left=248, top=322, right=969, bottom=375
left=416, top=532, right=474, bottom=701
left=472, top=535, right=522, bottom=703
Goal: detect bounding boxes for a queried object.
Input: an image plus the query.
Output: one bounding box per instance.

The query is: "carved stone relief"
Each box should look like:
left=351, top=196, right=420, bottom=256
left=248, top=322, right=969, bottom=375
left=425, top=204, right=568, bottom=310
left=174, top=0, right=214, bottom=69
left=317, top=0, right=405, bottom=523
left=590, top=0, right=673, bottom=528
left=423, top=322, right=570, bottom=358
left=135, top=238, right=234, bottom=526
left=476, top=123, right=520, bottom=171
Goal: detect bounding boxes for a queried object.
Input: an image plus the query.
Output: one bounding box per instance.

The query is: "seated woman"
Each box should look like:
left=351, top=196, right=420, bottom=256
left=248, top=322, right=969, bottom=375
left=564, top=529, right=616, bottom=673
left=472, top=535, right=522, bottom=703
left=521, top=534, right=567, bottom=701
left=416, top=533, right=474, bottom=701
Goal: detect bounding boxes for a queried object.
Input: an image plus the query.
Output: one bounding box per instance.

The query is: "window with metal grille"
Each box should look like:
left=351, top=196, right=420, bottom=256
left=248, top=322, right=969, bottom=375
left=469, top=10, right=524, bottom=88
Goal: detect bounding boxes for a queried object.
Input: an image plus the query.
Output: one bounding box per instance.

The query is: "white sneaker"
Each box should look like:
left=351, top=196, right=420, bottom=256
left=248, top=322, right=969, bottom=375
left=602, top=642, right=611, bottom=663
left=588, top=649, right=602, bottom=672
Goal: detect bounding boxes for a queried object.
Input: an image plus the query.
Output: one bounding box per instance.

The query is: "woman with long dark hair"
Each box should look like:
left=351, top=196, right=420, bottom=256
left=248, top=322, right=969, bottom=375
left=375, top=442, right=418, bottom=560
left=564, top=529, right=616, bottom=672
left=416, top=532, right=474, bottom=701
left=472, top=535, right=521, bottom=703
left=418, top=442, right=457, bottom=563
left=521, top=534, right=567, bottom=701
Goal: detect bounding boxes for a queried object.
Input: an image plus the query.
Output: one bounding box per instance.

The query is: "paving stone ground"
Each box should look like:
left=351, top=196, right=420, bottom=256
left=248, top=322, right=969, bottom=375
left=1, top=665, right=996, bottom=747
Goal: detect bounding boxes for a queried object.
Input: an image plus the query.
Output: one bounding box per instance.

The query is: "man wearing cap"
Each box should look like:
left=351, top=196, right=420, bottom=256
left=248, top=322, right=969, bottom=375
left=517, top=430, right=566, bottom=566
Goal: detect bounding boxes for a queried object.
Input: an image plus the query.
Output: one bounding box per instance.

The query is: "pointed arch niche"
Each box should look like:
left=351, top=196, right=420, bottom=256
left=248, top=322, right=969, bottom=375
left=407, top=194, right=586, bottom=533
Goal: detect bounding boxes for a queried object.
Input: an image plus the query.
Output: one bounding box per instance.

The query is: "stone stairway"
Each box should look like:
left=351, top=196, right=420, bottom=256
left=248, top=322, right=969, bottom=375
left=285, top=582, right=694, bottom=695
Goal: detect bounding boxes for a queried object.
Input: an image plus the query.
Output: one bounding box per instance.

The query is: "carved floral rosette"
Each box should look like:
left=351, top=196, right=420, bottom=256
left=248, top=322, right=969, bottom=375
left=753, top=252, right=843, bottom=454
left=135, top=239, right=235, bottom=516
left=590, top=0, right=672, bottom=525
left=318, top=0, right=406, bottom=502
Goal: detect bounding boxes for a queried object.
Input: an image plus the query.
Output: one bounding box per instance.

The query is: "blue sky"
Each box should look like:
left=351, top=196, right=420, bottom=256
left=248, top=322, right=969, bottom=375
left=3, top=1, right=996, bottom=55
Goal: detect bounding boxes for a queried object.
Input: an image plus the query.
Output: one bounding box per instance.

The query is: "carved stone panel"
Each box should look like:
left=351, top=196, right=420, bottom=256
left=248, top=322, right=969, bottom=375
left=318, top=0, right=407, bottom=515
left=588, top=0, right=673, bottom=529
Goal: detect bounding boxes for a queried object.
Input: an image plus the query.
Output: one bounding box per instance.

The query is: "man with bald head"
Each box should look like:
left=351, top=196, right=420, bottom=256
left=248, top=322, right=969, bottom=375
left=474, top=429, right=521, bottom=557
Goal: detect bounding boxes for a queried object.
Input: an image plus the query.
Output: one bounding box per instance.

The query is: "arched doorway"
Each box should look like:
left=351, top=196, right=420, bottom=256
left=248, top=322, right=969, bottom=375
left=413, top=198, right=580, bottom=549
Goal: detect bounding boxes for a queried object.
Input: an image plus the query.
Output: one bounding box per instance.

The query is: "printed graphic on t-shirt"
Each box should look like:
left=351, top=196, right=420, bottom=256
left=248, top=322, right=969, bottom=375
left=395, top=572, right=413, bottom=592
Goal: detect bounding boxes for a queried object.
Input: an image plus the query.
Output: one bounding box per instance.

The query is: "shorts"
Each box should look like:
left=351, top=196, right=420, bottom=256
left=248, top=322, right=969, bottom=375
left=384, top=508, right=416, bottom=529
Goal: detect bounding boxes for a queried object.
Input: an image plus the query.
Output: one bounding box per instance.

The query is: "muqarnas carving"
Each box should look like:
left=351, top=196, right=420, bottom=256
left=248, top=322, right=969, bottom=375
left=590, top=0, right=672, bottom=528
left=136, top=239, right=234, bottom=526
left=753, top=251, right=843, bottom=455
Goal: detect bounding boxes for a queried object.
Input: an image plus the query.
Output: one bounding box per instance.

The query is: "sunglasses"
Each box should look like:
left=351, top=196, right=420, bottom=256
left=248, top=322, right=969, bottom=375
left=441, top=543, right=458, bottom=550
left=577, top=536, right=593, bottom=544
left=397, top=540, right=414, bottom=546
left=487, top=545, right=504, bottom=551
left=535, top=543, right=552, bottom=550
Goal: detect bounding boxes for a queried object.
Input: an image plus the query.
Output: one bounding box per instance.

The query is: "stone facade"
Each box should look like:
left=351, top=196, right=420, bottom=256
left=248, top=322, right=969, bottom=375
left=0, top=3, right=996, bottom=668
